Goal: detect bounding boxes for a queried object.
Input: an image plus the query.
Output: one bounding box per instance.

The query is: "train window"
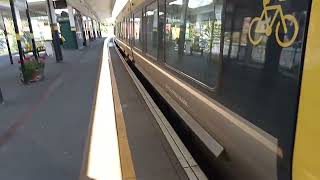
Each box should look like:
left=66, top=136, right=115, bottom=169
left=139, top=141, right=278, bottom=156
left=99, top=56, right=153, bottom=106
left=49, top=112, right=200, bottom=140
left=119, top=22, right=122, bottom=40
left=134, top=10, right=143, bottom=50
left=123, top=18, right=126, bottom=41
left=122, top=18, right=126, bottom=41
left=158, top=0, right=166, bottom=61
left=165, top=0, right=223, bottom=88
left=119, top=22, right=123, bottom=39
left=216, top=0, right=311, bottom=179
left=116, top=22, right=119, bottom=38
left=145, top=1, right=158, bottom=58
left=129, top=15, right=134, bottom=45
left=126, top=17, right=130, bottom=42
left=117, top=22, right=121, bottom=39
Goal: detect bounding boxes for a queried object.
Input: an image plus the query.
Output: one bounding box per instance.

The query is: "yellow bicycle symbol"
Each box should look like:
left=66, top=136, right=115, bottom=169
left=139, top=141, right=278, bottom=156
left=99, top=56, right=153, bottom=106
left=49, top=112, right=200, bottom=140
left=248, top=0, right=299, bottom=48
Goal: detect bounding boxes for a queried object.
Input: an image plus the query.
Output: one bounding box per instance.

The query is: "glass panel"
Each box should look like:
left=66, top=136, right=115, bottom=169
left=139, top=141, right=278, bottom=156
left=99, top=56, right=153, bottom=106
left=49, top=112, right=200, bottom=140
left=126, top=17, right=130, bottom=42
left=115, top=22, right=117, bottom=38
left=158, top=0, right=166, bottom=61
left=134, top=10, right=143, bottom=50
left=216, top=0, right=312, bottom=179
left=146, top=1, right=158, bottom=58
left=121, top=21, right=123, bottom=40
left=122, top=18, right=126, bottom=40
left=165, top=0, right=223, bottom=88
left=129, top=15, right=134, bottom=45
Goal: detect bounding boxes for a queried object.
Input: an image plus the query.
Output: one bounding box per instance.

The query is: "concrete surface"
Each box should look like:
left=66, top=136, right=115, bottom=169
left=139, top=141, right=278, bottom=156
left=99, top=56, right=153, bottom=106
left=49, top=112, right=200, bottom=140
left=0, top=39, right=104, bottom=180
left=110, top=47, right=188, bottom=180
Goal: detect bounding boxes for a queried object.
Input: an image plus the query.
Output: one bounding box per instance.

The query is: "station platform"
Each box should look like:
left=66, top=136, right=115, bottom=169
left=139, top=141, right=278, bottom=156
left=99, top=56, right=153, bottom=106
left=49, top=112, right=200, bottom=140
left=79, top=38, right=206, bottom=180
left=109, top=46, right=188, bottom=180
left=0, top=38, right=104, bottom=180
left=0, top=37, right=205, bottom=180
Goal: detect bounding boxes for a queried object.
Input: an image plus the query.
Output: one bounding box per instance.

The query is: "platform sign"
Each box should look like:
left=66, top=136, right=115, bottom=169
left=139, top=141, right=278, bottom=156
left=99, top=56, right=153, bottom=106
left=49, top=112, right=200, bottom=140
left=53, top=0, right=67, bottom=9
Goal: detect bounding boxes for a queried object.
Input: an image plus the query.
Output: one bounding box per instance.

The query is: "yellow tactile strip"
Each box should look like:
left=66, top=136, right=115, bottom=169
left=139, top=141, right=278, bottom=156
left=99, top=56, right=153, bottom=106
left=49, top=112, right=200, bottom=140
left=109, top=51, right=137, bottom=180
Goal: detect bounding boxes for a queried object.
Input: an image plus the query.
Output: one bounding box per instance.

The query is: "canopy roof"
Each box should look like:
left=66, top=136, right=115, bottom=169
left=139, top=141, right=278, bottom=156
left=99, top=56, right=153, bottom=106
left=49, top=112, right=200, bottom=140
left=0, top=0, right=116, bottom=21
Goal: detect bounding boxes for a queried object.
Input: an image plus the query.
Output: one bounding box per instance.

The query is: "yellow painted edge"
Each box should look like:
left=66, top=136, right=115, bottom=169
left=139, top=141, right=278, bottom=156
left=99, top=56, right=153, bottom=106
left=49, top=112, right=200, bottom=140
left=109, top=50, right=137, bottom=180
left=15, top=33, right=21, bottom=41
left=293, top=1, right=320, bottom=180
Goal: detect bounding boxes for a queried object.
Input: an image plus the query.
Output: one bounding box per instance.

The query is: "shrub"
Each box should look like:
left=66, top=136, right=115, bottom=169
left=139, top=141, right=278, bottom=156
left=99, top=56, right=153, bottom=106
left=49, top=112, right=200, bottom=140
left=20, top=59, right=45, bottom=81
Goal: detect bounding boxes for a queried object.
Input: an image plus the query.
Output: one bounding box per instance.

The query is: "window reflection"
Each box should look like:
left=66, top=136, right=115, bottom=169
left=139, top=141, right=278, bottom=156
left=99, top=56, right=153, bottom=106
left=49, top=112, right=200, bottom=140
left=126, top=18, right=130, bottom=42
left=122, top=18, right=126, bottom=41
left=134, top=11, right=143, bottom=50
left=129, top=16, right=134, bottom=45
left=165, top=0, right=223, bottom=88
left=146, top=1, right=158, bottom=58
left=218, top=0, right=311, bottom=179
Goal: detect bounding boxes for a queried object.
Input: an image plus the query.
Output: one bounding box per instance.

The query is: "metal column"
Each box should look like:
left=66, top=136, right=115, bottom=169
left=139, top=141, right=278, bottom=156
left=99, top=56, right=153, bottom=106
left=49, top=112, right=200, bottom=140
left=94, top=21, right=99, bottom=38
left=0, top=14, right=13, bottom=64
left=91, top=19, right=96, bottom=39
left=81, top=14, right=87, bottom=46
left=46, top=0, right=63, bottom=62
left=86, top=16, right=91, bottom=40
left=0, top=88, right=4, bottom=104
left=98, top=22, right=101, bottom=38
left=26, top=1, right=38, bottom=62
left=9, top=0, right=27, bottom=83
left=67, top=5, right=79, bottom=49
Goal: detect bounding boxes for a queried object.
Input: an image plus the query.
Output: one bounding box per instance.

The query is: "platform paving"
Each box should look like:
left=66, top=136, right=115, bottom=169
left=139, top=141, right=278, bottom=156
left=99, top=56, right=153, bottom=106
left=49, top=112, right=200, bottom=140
left=0, top=39, right=104, bottom=180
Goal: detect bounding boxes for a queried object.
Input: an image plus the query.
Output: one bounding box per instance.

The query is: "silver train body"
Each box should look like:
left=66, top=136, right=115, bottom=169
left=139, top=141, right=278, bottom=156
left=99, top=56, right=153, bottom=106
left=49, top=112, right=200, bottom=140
left=115, top=0, right=312, bottom=179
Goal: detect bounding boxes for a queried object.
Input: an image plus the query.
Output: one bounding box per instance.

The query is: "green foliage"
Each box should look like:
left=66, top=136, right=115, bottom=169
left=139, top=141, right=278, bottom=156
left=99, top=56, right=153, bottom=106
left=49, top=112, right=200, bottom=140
left=188, top=24, right=197, bottom=41
left=21, top=60, right=45, bottom=81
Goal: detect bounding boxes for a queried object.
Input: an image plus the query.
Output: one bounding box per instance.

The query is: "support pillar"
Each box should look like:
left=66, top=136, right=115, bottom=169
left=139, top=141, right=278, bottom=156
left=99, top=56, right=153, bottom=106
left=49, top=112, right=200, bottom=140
left=0, top=88, right=4, bottom=104
left=98, top=22, right=101, bottom=38
left=86, top=17, right=92, bottom=40
left=67, top=5, right=78, bottom=49
left=81, top=15, right=87, bottom=46
left=46, top=0, right=63, bottom=62
left=0, top=14, right=13, bottom=64
left=178, top=0, right=189, bottom=56
left=94, top=20, right=98, bottom=38
left=26, top=1, right=38, bottom=62
left=86, top=17, right=91, bottom=42
left=91, top=19, right=96, bottom=39
left=9, top=0, right=27, bottom=83
left=92, top=19, right=95, bottom=39
left=228, top=5, right=237, bottom=59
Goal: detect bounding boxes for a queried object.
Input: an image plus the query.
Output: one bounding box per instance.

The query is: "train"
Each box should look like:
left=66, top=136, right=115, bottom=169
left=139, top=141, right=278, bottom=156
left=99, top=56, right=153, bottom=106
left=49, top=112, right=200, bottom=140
left=114, top=0, right=319, bottom=179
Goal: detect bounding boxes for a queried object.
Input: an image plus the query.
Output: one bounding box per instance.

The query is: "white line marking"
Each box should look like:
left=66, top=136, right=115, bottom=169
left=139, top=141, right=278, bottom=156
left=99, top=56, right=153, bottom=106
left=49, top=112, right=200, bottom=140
left=86, top=38, right=122, bottom=180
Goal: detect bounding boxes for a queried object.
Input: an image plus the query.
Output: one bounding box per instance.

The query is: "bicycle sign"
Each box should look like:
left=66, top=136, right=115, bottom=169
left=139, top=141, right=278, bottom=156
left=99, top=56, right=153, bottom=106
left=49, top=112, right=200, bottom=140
left=248, top=0, right=299, bottom=48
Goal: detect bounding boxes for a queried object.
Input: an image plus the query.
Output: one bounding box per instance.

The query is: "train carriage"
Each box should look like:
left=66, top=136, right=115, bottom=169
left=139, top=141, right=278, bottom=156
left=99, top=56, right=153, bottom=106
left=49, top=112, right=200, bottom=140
left=114, top=0, right=319, bottom=179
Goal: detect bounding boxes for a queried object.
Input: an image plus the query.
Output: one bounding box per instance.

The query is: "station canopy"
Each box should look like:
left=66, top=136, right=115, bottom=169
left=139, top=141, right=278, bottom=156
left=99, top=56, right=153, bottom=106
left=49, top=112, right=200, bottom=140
left=0, top=0, right=116, bottom=21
